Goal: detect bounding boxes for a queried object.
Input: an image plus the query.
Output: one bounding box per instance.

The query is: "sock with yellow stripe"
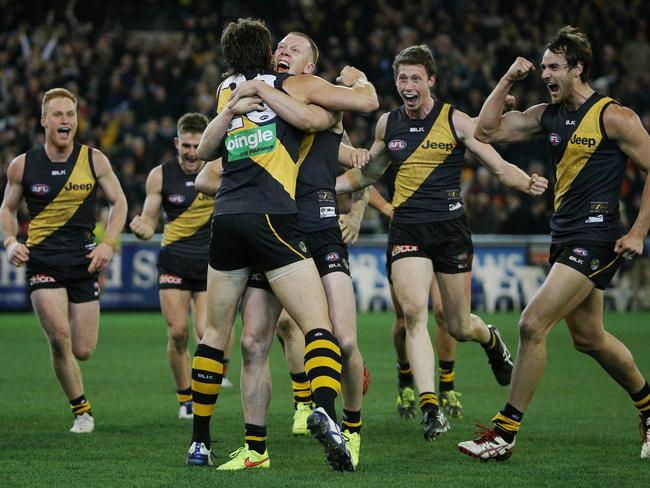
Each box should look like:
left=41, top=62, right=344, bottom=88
left=304, top=328, right=342, bottom=422
left=342, top=409, right=362, bottom=434
left=493, top=403, right=523, bottom=443
left=177, top=387, right=192, bottom=405
left=631, top=381, right=650, bottom=419
left=419, top=391, right=439, bottom=413
left=291, top=372, right=313, bottom=408
left=70, top=394, right=92, bottom=417
left=191, top=343, right=224, bottom=449
left=438, top=360, right=456, bottom=392
left=397, top=361, right=414, bottom=388
left=481, top=327, right=498, bottom=350
left=245, top=423, right=267, bottom=455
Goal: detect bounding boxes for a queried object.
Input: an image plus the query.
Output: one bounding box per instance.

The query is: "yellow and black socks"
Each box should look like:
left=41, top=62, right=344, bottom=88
left=438, top=360, right=456, bottom=392
left=631, top=381, right=650, bottom=419
left=191, top=343, right=224, bottom=448
left=419, top=392, right=439, bottom=413
left=245, top=423, right=267, bottom=455
left=342, top=409, right=362, bottom=434
left=70, top=394, right=91, bottom=417
left=493, top=403, right=523, bottom=443
left=398, top=361, right=414, bottom=388
left=481, top=326, right=498, bottom=351
left=177, top=387, right=192, bottom=405
left=304, top=328, right=342, bottom=422
left=291, top=372, right=313, bottom=408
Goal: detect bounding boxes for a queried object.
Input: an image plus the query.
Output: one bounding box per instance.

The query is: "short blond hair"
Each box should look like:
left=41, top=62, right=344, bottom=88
left=42, top=88, right=77, bottom=115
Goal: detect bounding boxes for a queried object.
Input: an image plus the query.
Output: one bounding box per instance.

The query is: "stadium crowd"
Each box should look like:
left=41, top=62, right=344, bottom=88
left=1, top=0, right=649, bottom=236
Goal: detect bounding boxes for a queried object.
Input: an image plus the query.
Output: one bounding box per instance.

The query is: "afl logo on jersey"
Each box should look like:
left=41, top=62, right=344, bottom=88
left=168, top=194, right=185, bottom=204
left=548, top=133, right=561, bottom=146
left=31, top=184, right=50, bottom=195
left=388, top=139, right=407, bottom=151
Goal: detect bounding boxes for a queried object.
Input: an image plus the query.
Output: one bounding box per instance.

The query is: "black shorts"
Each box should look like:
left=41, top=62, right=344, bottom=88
left=157, top=250, right=207, bottom=292
left=209, top=213, right=311, bottom=272
left=247, top=271, right=272, bottom=290
left=26, top=261, right=99, bottom=303
left=388, top=216, right=473, bottom=275
left=305, top=227, right=350, bottom=278
left=549, top=241, right=622, bottom=290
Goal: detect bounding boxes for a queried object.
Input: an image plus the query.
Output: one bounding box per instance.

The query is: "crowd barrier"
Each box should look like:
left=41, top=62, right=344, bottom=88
left=0, top=234, right=638, bottom=312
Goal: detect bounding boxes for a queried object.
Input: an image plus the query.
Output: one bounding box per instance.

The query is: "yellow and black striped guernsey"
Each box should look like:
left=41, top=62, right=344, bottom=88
left=384, top=103, right=465, bottom=224
left=540, top=93, right=626, bottom=243
left=22, top=143, right=97, bottom=265
left=214, top=72, right=303, bottom=215
left=160, top=159, right=214, bottom=260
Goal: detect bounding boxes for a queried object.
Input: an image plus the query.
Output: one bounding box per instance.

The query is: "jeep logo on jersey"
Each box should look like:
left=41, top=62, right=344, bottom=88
left=388, top=139, right=407, bottom=151
left=168, top=194, right=185, bottom=204
left=421, top=140, right=455, bottom=151
left=225, top=125, right=276, bottom=161
left=31, top=183, right=50, bottom=195
left=64, top=182, right=93, bottom=192
left=569, top=134, right=597, bottom=148
left=548, top=133, right=561, bottom=145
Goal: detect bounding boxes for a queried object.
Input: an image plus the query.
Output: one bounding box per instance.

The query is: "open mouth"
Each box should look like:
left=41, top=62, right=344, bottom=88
left=546, top=82, right=560, bottom=96
left=403, top=93, right=418, bottom=104
left=58, top=127, right=71, bottom=134
left=276, top=60, right=290, bottom=73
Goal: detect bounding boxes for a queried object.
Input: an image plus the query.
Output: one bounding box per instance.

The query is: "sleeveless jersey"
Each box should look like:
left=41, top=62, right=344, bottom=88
left=540, top=93, right=625, bottom=243
left=295, top=130, right=343, bottom=232
left=160, top=159, right=214, bottom=260
left=214, top=71, right=305, bottom=215
left=22, top=143, right=97, bottom=265
left=384, top=103, right=466, bottom=224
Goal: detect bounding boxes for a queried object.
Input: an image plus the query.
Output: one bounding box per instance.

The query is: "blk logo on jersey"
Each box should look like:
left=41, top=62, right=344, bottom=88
left=548, top=133, right=561, bottom=146
left=168, top=194, right=185, bottom=204
left=388, top=139, right=407, bottom=151
left=31, top=184, right=51, bottom=195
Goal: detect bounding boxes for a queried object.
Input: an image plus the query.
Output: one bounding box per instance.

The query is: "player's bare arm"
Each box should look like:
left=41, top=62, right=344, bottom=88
left=229, top=80, right=336, bottom=133
left=197, top=93, right=265, bottom=161
left=129, top=166, right=163, bottom=241
left=283, top=66, right=379, bottom=113
left=194, top=159, right=224, bottom=197
left=0, top=155, right=30, bottom=266
left=454, top=109, right=548, bottom=196
left=604, top=104, right=650, bottom=257
left=88, top=149, right=127, bottom=272
left=474, top=57, right=547, bottom=143
left=336, top=113, right=390, bottom=193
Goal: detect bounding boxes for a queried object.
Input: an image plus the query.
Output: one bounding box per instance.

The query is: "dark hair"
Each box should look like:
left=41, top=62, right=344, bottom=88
left=221, top=18, right=273, bottom=75
left=392, top=44, right=437, bottom=78
left=177, top=113, right=208, bottom=136
left=547, top=26, right=592, bottom=82
left=288, top=31, right=319, bottom=65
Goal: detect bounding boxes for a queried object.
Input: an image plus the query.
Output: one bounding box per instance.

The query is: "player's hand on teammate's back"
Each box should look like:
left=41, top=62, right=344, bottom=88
left=87, top=242, right=114, bottom=273
left=527, top=174, right=549, bottom=196
left=336, top=66, right=368, bottom=87
left=349, top=148, right=370, bottom=169
left=503, top=57, right=535, bottom=82
left=6, top=240, right=29, bottom=267
left=226, top=95, right=265, bottom=115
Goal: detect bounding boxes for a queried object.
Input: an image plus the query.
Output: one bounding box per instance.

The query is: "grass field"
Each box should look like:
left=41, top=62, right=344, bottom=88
left=1, top=311, right=649, bottom=487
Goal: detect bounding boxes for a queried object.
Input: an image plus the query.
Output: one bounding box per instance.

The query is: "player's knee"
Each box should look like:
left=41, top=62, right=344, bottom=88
left=47, top=329, right=72, bottom=356
left=276, top=317, right=295, bottom=340
left=447, top=324, right=472, bottom=342
left=337, top=334, right=358, bottom=359
left=570, top=331, right=604, bottom=355
left=73, top=344, right=95, bottom=361
left=433, top=307, right=445, bottom=328
left=168, top=327, right=189, bottom=351
left=400, top=303, right=427, bottom=328
left=518, top=314, right=546, bottom=344
left=240, top=333, right=267, bottom=362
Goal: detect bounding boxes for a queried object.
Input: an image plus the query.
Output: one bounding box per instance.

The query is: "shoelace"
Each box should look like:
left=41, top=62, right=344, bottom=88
left=228, top=447, right=246, bottom=459
left=472, top=424, right=501, bottom=445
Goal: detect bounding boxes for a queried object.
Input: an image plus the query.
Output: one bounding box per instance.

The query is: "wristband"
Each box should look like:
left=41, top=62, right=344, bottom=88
left=3, top=236, right=17, bottom=248
left=102, top=236, right=116, bottom=250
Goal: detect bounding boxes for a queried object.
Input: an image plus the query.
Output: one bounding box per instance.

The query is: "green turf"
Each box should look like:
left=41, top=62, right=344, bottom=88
left=1, top=311, right=649, bottom=487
